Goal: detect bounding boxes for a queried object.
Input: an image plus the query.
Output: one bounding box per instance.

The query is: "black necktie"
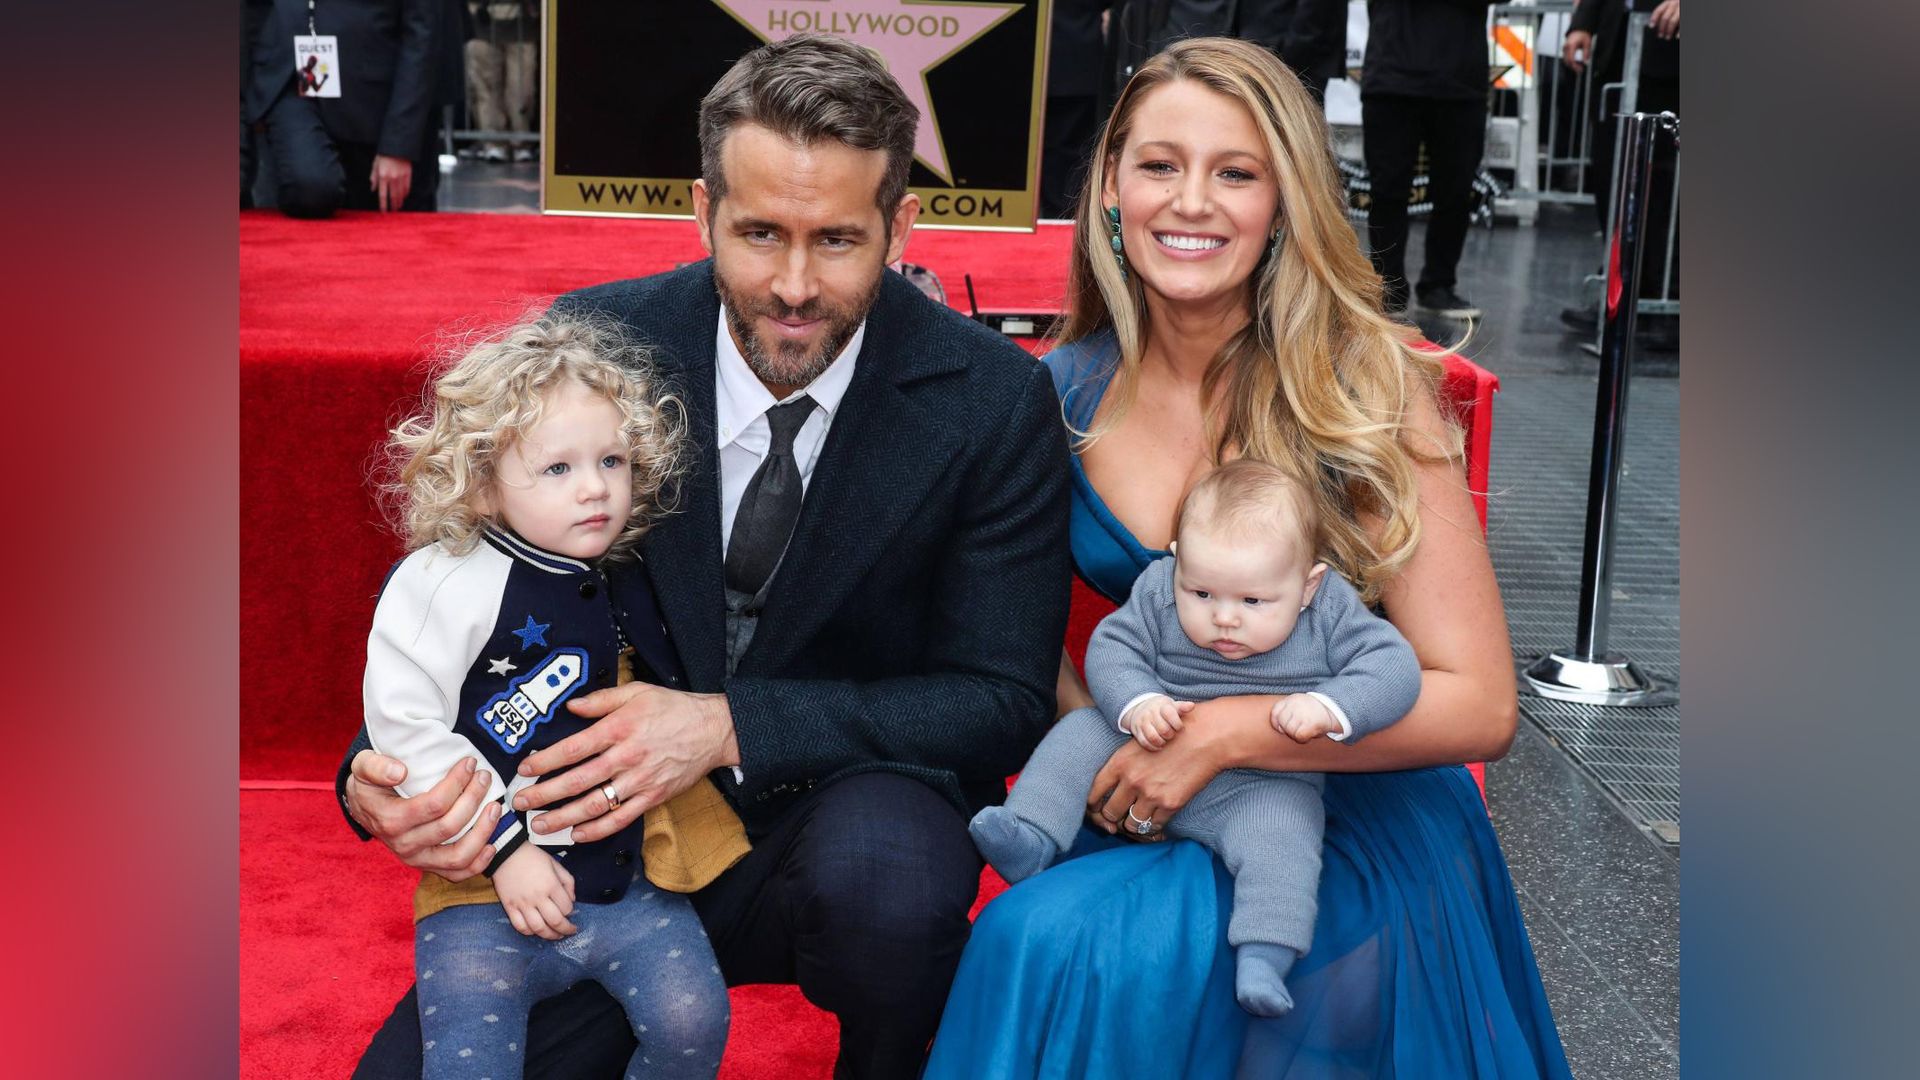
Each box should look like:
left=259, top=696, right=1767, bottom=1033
left=725, top=395, right=817, bottom=596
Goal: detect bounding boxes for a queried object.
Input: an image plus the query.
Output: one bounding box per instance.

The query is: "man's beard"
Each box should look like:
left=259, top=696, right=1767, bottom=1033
left=715, top=266, right=883, bottom=390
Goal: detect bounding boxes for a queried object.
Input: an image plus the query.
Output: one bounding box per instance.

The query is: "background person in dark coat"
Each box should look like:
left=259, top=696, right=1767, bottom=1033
left=1360, top=0, right=1493, bottom=320
left=1103, top=0, right=1348, bottom=107
left=245, top=0, right=451, bottom=216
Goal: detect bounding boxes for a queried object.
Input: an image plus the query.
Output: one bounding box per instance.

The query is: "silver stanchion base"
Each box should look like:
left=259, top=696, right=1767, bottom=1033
left=1524, top=650, right=1665, bottom=706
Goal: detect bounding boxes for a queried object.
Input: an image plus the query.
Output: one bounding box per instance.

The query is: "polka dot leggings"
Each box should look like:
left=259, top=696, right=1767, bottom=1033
left=415, top=881, right=728, bottom=1079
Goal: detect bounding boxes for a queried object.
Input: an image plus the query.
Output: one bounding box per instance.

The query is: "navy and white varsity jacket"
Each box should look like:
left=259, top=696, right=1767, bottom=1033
left=362, top=526, right=685, bottom=905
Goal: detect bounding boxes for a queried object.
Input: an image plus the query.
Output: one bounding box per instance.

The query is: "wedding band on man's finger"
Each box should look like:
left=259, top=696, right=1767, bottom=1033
left=601, top=782, right=622, bottom=810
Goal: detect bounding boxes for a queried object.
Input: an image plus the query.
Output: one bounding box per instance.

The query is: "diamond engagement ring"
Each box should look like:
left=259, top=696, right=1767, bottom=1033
left=601, top=782, right=622, bottom=810
left=1126, top=806, right=1158, bottom=835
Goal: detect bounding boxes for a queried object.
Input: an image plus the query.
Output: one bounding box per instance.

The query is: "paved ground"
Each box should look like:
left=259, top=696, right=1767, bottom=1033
left=437, top=161, right=1682, bottom=1079
left=1412, top=204, right=1680, bottom=1078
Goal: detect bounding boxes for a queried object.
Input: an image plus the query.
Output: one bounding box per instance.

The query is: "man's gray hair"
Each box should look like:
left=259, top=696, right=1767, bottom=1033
left=698, top=33, right=920, bottom=220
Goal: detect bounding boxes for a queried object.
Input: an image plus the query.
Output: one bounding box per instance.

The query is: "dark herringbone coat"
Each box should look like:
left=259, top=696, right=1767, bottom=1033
left=562, top=262, right=1072, bottom=834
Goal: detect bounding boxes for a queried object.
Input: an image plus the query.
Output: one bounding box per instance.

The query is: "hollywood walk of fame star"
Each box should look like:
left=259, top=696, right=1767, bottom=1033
left=711, top=0, right=1023, bottom=184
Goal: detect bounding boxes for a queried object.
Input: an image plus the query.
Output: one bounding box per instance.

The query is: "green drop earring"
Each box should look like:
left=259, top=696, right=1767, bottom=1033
left=1106, top=205, right=1128, bottom=280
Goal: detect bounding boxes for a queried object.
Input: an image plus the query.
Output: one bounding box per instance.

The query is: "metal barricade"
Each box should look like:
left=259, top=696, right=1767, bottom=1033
left=1487, top=1, right=1598, bottom=223
left=1583, top=12, right=1680, bottom=332
left=1523, top=110, right=1679, bottom=707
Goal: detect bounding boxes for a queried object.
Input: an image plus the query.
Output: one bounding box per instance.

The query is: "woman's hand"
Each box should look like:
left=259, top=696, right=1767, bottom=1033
left=1086, top=724, right=1226, bottom=838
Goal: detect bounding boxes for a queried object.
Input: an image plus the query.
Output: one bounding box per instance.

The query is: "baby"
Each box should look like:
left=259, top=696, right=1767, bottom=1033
left=970, top=458, right=1422, bottom=1017
left=364, top=314, right=743, bottom=1078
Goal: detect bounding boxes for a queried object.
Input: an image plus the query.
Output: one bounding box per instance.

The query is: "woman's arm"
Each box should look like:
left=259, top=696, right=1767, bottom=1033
left=1088, top=393, right=1519, bottom=828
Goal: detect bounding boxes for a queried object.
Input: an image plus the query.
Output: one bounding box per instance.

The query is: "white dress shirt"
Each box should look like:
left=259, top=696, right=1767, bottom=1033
left=713, top=308, right=865, bottom=555
left=711, top=309, right=863, bottom=784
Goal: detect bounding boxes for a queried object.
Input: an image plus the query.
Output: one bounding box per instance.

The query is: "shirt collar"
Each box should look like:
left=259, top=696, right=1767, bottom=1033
left=482, top=525, right=593, bottom=575
left=714, top=307, right=864, bottom=450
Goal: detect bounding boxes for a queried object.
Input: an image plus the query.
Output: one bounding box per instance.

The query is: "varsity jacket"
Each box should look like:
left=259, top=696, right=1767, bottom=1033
left=362, top=526, right=683, bottom=905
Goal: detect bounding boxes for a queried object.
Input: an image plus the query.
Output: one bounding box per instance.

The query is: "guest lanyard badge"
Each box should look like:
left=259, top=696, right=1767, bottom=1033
left=294, top=0, right=341, bottom=98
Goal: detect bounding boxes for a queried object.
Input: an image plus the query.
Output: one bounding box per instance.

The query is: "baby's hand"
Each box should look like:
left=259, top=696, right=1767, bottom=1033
left=1130, top=695, right=1195, bottom=750
left=1271, top=695, right=1340, bottom=744
left=491, top=844, right=579, bottom=940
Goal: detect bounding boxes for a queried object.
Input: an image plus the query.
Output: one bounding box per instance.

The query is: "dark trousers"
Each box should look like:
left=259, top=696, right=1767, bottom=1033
left=352, top=772, right=983, bottom=1080
left=1362, top=94, right=1486, bottom=305
left=1040, top=94, right=1099, bottom=220
left=252, top=91, right=438, bottom=218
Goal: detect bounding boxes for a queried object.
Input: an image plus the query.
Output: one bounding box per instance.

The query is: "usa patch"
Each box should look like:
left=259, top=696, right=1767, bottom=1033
left=477, top=648, right=588, bottom=753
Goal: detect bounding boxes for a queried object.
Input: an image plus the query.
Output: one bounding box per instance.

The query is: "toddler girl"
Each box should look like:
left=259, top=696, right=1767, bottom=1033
left=365, top=314, right=742, bottom=1078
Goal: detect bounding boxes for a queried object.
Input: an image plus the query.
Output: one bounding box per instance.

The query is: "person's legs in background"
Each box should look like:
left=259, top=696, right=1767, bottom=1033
left=1414, top=97, right=1487, bottom=319
left=503, top=3, right=540, bottom=163
left=1040, top=94, right=1098, bottom=220
left=466, top=33, right=508, bottom=162
left=256, top=91, right=345, bottom=219
left=1362, top=94, right=1420, bottom=313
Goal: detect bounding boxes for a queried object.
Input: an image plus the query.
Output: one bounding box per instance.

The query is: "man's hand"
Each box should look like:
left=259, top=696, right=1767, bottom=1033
left=1128, top=695, right=1194, bottom=751
left=490, top=844, right=579, bottom=940
left=1271, top=694, right=1340, bottom=744
left=1650, top=0, right=1679, bottom=39
left=345, top=751, right=500, bottom=882
left=370, top=154, right=413, bottom=212
left=1562, top=28, right=1594, bottom=72
left=512, top=683, right=738, bottom=844
left=1086, top=727, right=1224, bottom=839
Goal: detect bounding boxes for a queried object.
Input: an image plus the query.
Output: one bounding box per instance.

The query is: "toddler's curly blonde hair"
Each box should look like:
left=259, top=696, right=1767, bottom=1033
left=378, top=311, right=685, bottom=559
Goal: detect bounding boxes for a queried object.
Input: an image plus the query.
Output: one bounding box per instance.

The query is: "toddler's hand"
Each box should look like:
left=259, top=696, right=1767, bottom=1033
left=1130, top=696, right=1195, bottom=750
left=491, top=844, right=579, bottom=940
left=1271, top=695, right=1340, bottom=744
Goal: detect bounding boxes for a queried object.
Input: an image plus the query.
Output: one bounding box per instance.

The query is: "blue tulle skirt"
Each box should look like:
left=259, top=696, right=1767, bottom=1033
left=926, top=766, right=1572, bottom=1079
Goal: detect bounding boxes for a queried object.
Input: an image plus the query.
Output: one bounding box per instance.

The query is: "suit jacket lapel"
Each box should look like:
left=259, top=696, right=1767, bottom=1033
left=636, top=268, right=728, bottom=692
left=743, top=275, right=968, bottom=673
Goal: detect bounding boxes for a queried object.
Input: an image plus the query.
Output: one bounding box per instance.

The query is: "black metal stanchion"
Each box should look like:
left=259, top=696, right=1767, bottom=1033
left=1525, top=110, right=1678, bottom=705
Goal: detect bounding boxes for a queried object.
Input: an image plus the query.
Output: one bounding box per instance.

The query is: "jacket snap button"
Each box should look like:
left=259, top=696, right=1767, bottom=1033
left=600, top=888, right=616, bottom=901
left=613, top=850, right=633, bottom=866
left=579, top=581, right=597, bottom=599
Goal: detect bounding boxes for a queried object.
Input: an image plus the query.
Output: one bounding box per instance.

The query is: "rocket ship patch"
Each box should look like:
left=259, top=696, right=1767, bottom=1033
left=477, top=648, right=588, bottom=753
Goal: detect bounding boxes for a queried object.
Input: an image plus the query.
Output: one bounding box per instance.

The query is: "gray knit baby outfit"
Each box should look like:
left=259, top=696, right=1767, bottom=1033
left=997, top=556, right=1421, bottom=956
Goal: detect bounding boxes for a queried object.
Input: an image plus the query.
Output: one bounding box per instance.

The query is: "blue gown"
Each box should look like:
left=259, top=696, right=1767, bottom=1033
left=924, top=335, right=1572, bottom=1079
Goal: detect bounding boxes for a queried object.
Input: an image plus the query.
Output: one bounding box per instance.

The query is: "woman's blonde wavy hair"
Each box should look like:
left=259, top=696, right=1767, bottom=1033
left=378, top=311, right=686, bottom=560
left=1060, top=36, right=1463, bottom=603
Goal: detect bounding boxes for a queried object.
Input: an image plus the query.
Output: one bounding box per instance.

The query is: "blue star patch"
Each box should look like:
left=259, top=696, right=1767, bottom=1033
left=511, top=615, right=551, bottom=650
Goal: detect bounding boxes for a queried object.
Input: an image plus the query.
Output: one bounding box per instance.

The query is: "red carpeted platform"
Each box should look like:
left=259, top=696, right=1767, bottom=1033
left=239, top=210, right=1492, bottom=1077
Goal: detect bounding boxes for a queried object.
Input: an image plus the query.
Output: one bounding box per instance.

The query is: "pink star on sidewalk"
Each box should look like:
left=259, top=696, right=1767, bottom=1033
left=714, top=0, right=1023, bottom=183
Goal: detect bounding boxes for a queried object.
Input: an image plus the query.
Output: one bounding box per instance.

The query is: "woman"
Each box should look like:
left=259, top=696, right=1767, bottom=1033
left=927, top=38, right=1571, bottom=1079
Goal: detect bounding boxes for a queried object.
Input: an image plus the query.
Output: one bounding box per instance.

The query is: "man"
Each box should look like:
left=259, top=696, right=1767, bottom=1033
left=339, top=34, right=1072, bottom=1078
left=1360, top=0, right=1494, bottom=320
left=244, top=0, right=451, bottom=216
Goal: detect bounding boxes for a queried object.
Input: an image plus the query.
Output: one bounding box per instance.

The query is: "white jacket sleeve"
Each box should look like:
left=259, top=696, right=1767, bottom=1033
left=362, top=546, right=517, bottom=850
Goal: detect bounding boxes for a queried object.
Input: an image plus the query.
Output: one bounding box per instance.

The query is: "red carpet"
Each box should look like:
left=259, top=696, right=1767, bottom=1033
left=239, top=210, right=1489, bottom=1076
